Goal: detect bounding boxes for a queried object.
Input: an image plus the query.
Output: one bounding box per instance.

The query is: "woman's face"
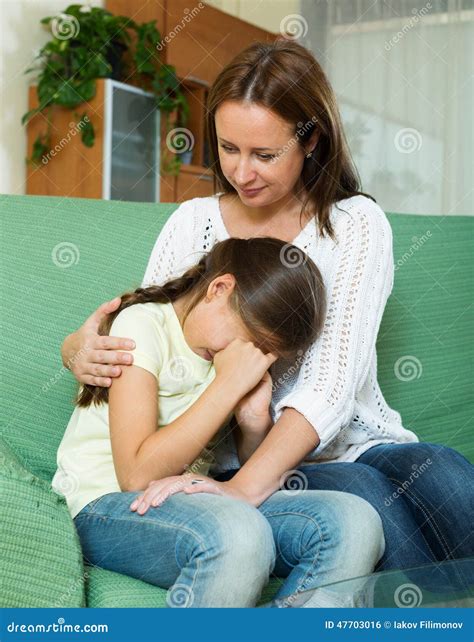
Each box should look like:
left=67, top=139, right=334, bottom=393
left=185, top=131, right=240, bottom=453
left=215, top=100, right=313, bottom=206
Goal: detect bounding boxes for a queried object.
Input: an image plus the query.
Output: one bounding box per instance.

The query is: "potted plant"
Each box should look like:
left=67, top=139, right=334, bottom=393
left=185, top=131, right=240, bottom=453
left=23, top=3, right=190, bottom=175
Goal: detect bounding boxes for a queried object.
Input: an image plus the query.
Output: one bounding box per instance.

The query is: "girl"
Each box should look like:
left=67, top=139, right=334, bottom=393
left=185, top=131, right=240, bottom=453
left=53, top=237, right=384, bottom=608
left=61, top=39, right=473, bottom=569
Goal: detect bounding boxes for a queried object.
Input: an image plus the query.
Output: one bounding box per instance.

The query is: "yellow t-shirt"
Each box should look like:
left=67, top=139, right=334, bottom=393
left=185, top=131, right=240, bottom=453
left=52, top=301, right=219, bottom=518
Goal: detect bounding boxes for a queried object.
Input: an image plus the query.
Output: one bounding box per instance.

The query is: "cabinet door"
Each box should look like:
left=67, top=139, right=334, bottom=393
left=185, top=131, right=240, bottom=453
left=176, top=167, right=214, bottom=201
left=106, top=82, right=160, bottom=202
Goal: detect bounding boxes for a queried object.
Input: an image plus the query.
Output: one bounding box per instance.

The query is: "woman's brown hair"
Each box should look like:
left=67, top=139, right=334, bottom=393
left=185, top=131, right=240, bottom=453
left=206, top=39, right=375, bottom=240
left=77, top=237, right=326, bottom=408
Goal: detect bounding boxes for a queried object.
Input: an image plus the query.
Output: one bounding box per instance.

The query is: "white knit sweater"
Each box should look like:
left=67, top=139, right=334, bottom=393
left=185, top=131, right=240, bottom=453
left=142, top=193, right=418, bottom=465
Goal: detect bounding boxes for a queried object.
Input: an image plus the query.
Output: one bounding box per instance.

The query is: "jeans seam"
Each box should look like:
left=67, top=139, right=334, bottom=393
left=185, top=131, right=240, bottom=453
left=261, top=510, right=326, bottom=595
left=76, top=510, right=201, bottom=536
left=388, top=476, right=454, bottom=560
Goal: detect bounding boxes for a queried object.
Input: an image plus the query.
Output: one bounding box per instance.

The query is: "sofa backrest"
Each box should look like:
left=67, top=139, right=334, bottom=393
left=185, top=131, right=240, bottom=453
left=1, top=194, right=472, bottom=481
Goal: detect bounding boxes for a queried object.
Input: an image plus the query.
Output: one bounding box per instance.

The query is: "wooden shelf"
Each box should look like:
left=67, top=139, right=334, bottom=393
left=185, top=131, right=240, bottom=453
left=181, top=79, right=208, bottom=168
left=179, top=164, right=213, bottom=175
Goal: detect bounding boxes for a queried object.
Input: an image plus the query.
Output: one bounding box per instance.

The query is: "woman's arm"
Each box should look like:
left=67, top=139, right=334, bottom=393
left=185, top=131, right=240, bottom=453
left=128, top=407, right=318, bottom=514
left=228, top=407, right=319, bottom=505
left=271, top=200, right=395, bottom=454
left=61, top=298, right=135, bottom=386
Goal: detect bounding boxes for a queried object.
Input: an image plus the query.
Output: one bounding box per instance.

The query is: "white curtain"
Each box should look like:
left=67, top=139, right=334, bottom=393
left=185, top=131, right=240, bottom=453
left=300, top=0, right=473, bottom=216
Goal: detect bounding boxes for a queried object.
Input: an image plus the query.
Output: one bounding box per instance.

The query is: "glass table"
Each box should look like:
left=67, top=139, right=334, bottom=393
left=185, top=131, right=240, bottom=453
left=262, top=558, right=474, bottom=608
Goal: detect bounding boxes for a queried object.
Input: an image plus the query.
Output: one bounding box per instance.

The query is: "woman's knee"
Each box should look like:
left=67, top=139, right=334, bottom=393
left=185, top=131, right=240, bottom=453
left=382, top=443, right=473, bottom=493
left=414, top=443, right=470, bottom=468
left=369, top=443, right=470, bottom=475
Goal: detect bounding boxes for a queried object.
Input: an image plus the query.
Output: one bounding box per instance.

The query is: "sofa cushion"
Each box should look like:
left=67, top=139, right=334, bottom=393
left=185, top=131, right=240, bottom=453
left=85, top=566, right=168, bottom=608
left=377, top=215, right=473, bottom=460
left=0, top=438, right=85, bottom=607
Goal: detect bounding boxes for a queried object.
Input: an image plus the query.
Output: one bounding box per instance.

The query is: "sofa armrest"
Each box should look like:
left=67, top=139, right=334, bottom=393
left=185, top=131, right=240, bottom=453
left=0, top=438, right=86, bottom=607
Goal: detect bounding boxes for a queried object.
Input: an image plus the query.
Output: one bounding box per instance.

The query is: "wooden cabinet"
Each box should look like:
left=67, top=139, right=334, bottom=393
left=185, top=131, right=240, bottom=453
left=26, top=81, right=105, bottom=199
left=26, top=80, right=161, bottom=202
left=176, top=164, right=215, bottom=201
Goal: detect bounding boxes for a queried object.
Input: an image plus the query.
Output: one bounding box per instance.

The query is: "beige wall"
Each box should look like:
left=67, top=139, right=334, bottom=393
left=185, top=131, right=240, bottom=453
left=205, top=0, right=299, bottom=33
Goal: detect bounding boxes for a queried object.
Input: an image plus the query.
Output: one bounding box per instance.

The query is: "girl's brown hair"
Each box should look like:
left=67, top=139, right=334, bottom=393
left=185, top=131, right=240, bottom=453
left=77, top=237, right=326, bottom=408
left=206, top=39, right=375, bottom=240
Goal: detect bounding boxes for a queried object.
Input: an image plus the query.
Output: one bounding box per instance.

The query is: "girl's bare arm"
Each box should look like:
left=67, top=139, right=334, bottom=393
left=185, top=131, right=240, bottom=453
left=109, top=365, right=243, bottom=492
left=109, top=339, right=276, bottom=492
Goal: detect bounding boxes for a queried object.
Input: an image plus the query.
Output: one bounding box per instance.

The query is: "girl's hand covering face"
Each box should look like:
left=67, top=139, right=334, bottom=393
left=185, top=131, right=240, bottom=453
left=213, top=338, right=277, bottom=398
left=129, top=475, right=249, bottom=514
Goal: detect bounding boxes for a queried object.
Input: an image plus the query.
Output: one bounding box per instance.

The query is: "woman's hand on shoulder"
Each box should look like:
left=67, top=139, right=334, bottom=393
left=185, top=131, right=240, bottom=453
left=65, top=297, right=136, bottom=387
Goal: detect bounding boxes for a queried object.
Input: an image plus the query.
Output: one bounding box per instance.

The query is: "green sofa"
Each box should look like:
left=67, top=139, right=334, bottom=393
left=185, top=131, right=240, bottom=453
left=1, top=194, right=472, bottom=608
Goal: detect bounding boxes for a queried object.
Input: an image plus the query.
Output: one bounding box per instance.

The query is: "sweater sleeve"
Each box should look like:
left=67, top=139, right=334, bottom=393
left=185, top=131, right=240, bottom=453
left=273, top=198, right=395, bottom=452
left=141, top=199, right=199, bottom=287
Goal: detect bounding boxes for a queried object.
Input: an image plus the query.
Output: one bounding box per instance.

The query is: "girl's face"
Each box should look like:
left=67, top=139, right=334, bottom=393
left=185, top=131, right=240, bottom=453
left=215, top=100, right=317, bottom=206
left=177, top=275, right=257, bottom=362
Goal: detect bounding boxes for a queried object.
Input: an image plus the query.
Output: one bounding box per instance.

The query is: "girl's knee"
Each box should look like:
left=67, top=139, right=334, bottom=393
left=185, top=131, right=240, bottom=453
left=170, top=497, right=275, bottom=607
left=353, top=496, right=385, bottom=561
left=331, top=492, right=385, bottom=567
left=228, top=505, right=275, bottom=570
left=203, top=498, right=276, bottom=576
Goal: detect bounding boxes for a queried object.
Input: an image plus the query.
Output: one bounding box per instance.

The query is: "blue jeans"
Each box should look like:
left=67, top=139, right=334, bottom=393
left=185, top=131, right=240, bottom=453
left=219, top=443, right=474, bottom=572
left=74, top=489, right=384, bottom=607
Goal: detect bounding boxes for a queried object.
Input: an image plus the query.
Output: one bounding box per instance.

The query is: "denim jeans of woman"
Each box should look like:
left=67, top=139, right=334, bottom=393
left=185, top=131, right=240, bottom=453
left=306, top=443, right=473, bottom=570
left=74, top=489, right=384, bottom=607
left=219, top=443, right=474, bottom=572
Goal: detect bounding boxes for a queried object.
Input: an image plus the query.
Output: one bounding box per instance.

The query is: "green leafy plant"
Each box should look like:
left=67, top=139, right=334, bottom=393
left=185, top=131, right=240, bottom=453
left=23, top=4, right=189, bottom=173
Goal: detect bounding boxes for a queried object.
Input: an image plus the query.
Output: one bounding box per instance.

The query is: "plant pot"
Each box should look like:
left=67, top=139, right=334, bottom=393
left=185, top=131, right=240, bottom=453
left=179, top=150, right=193, bottom=165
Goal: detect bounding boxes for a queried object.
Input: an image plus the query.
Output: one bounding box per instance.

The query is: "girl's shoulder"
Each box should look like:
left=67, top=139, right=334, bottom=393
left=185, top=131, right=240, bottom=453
left=111, top=301, right=171, bottom=332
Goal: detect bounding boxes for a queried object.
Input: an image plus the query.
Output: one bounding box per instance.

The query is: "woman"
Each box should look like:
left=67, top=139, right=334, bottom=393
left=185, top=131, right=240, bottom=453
left=62, top=39, right=473, bottom=572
